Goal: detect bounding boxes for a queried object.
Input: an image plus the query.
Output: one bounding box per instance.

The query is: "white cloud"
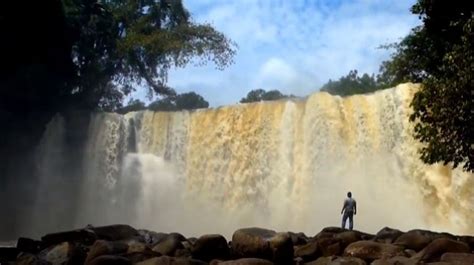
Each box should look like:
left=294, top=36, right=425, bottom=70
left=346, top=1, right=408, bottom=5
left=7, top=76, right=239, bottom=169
left=158, top=0, right=421, bottom=107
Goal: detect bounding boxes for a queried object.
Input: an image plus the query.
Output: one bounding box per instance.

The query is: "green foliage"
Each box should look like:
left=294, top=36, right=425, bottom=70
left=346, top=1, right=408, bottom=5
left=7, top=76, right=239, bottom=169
left=0, top=0, right=235, bottom=114
left=240, top=89, right=291, bottom=103
left=320, top=70, right=386, bottom=96
left=63, top=0, right=236, bottom=110
left=116, top=99, right=146, bottom=114
left=381, top=0, right=473, bottom=171
left=147, top=91, right=209, bottom=111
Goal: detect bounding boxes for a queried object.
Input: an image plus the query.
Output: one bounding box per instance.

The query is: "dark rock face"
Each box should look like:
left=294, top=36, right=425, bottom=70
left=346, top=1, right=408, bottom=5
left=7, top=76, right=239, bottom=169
left=191, top=234, right=230, bottom=261
left=85, top=240, right=129, bottom=265
left=231, top=228, right=293, bottom=264
left=152, top=236, right=185, bottom=256
left=135, top=256, right=207, bottom=265
left=343, top=241, right=405, bottom=261
left=415, top=238, right=470, bottom=262
left=41, top=228, right=97, bottom=248
left=88, top=224, right=139, bottom=241
left=393, top=229, right=433, bottom=251
left=374, top=227, right=403, bottom=244
left=440, top=252, right=474, bottom=265
left=214, top=258, right=274, bottom=265
left=17, top=237, right=42, bottom=253
left=8, top=224, right=474, bottom=265
left=87, top=255, right=132, bottom=265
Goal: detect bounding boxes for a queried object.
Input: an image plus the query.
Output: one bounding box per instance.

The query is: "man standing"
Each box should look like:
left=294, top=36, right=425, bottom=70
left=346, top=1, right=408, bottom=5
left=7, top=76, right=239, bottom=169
left=341, top=191, right=357, bottom=230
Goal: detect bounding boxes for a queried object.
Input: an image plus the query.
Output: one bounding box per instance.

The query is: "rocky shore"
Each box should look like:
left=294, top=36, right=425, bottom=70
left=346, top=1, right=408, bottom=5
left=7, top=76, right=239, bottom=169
left=1, top=225, right=474, bottom=264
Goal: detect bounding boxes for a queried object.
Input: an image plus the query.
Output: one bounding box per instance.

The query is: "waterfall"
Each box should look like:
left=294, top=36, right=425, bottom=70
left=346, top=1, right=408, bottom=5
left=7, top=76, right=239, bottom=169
left=31, top=83, right=473, bottom=238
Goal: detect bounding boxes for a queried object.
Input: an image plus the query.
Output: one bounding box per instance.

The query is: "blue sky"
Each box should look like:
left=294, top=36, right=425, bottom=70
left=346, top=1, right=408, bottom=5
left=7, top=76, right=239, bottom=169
left=139, top=0, right=420, bottom=107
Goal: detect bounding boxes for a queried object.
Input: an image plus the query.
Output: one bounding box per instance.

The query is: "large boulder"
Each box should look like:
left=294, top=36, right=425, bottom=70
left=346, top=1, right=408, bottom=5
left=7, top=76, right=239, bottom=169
left=38, top=241, right=86, bottom=265
left=288, top=232, right=309, bottom=246
left=231, top=228, right=293, bottom=264
left=305, top=256, right=366, bottom=265
left=85, top=240, right=129, bottom=265
left=41, top=229, right=97, bottom=248
left=371, top=256, right=417, bottom=265
left=415, top=238, right=470, bottom=262
left=393, top=229, right=433, bottom=251
left=374, top=227, right=403, bottom=244
left=191, top=234, right=230, bottom=261
left=138, top=230, right=169, bottom=247
left=440, top=252, right=474, bottom=265
left=135, top=256, right=207, bottom=265
left=17, top=237, right=42, bottom=254
left=317, top=237, right=342, bottom=257
left=294, top=241, right=319, bottom=262
left=213, top=258, right=274, bottom=265
left=458, top=236, right=474, bottom=251
left=343, top=241, right=405, bottom=261
left=0, top=247, right=18, bottom=262
left=88, top=224, right=139, bottom=241
left=152, top=236, right=185, bottom=256
left=334, top=231, right=362, bottom=249
left=87, top=255, right=131, bottom=265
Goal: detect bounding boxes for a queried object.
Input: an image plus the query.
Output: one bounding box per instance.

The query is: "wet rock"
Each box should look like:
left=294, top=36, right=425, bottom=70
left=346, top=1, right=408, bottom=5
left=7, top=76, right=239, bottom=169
left=343, top=241, right=405, bottom=261
left=191, top=234, right=230, bottom=261
left=215, top=258, right=274, bottom=265
left=393, top=229, right=433, bottom=251
left=89, top=224, right=139, bottom=241
left=306, top=256, right=335, bottom=265
left=334, top=231, right=362, bottom=249
left=38, top=242, right=77, bottom=265
left=321, top=227, right=345, bottom=234
left=440, top=252, right=474, bottom=265
left=329, top=256, right=366, bottom=265
left=317, top=237, right=342, bottom=256
left=289, top=232, right=309, bottom=246
left=374, top=227, right=403, bottom=244
left=41, top=229, right=97, bottom=247
left=85, top=240, right=129, bottom=265
left=458, top=236, right=474, bottom=251
left=87, top=255, right=131, bottom=265
left=294, top=240, right=319, bottom=261
left=135, top=256, right=207, bottom=265
left=15, top=253, right=48, bottom=265
left=138, top=230, right=169, bottom=246
left=232, top=228, right=293, bottom=264
left=17, top=237, right=42, bottom=254
left=167, top=233, right=187, bottom=243
left=122, top=251, right=161, bottom=264
left=415, top=238, right=470, bottom=262
left=152, top=236, right=184, bottom=256
left=0, top=247, right=19, bottom=262
left=127, top=241, right=150, bottom=253
left=371, top=256, right=416, bottom=265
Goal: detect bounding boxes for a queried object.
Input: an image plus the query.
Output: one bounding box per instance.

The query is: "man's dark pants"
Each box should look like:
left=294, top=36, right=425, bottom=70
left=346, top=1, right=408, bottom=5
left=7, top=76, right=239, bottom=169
left=342, top=211, right=354, bottom=230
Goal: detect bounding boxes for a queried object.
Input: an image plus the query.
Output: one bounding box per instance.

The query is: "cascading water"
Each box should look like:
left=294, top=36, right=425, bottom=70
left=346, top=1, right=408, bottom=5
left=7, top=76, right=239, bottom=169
left=29, top=83, right=473, bottom=238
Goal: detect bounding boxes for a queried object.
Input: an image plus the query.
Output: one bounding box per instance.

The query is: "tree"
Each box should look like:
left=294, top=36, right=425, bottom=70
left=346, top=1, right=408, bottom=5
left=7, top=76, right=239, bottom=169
left=147, top=91, right=209, bottom=111
left=148, top=97, right=176, bottom=111
left=116, top=99, right=146, bottom=114
left=175, top=92, right=209, bottom=110
left=62, top=0, right=236, bottom=110
left=320, top=70, right=384, bottom=96
left=240, top=89, right=290, bottom=103
left=380, top=0, right=473, bottom=171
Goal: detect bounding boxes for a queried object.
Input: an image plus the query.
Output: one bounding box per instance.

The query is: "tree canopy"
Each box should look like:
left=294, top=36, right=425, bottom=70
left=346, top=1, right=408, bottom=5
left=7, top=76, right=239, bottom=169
left=320, top=70, right=387, bottom=96
left=148, top=91, right=209, bottom=111
left=240, top=89, right=292, bottom=103
left=379, top=0, right=473, bottom=172
left=0, top=0, right=235, bottom=114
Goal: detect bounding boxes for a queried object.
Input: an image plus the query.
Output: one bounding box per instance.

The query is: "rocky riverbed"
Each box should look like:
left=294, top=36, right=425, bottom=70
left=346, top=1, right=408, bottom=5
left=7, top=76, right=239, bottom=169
left=1, top=224, right=474, bottom=264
